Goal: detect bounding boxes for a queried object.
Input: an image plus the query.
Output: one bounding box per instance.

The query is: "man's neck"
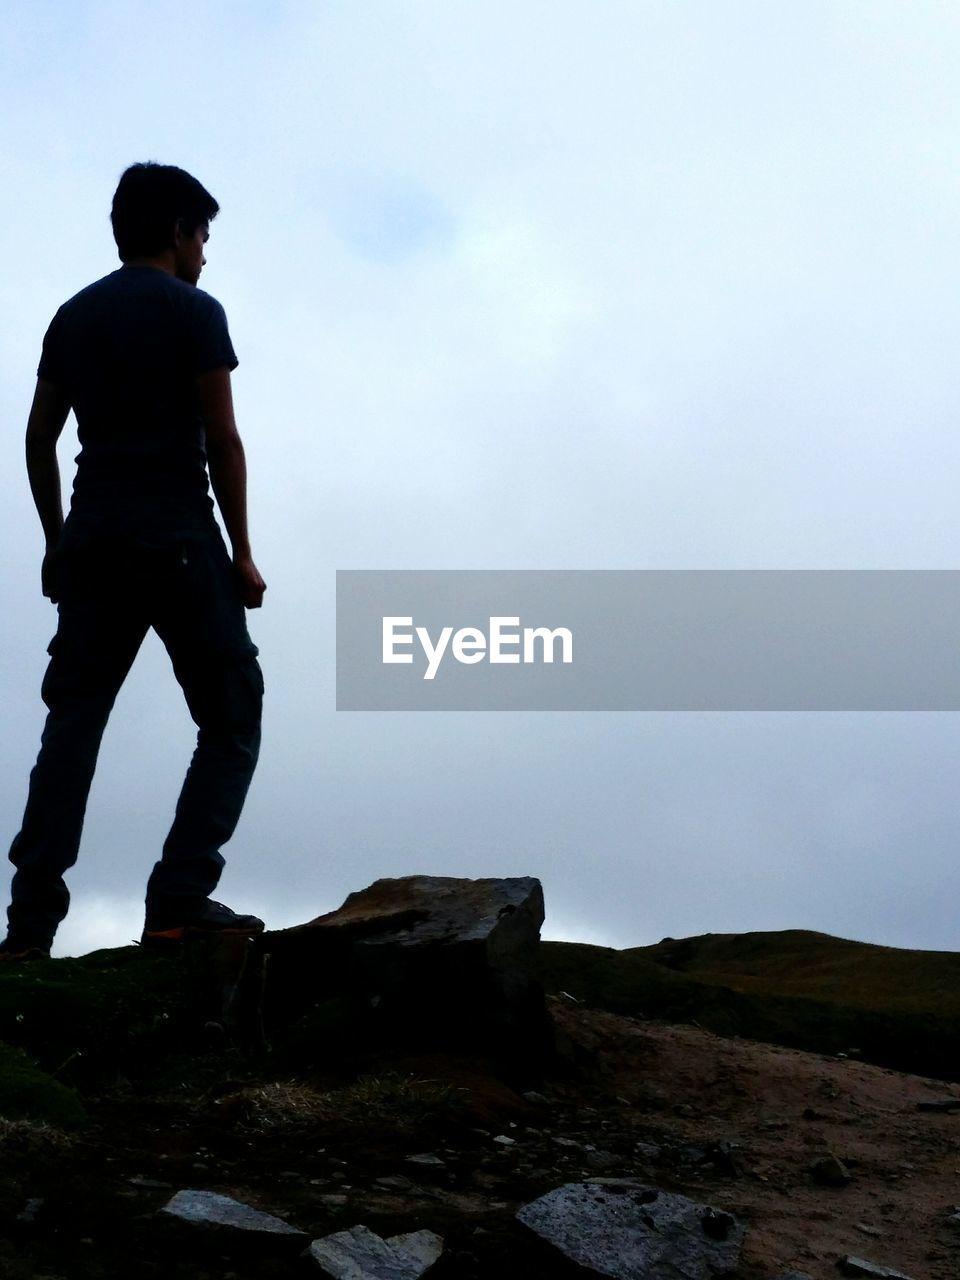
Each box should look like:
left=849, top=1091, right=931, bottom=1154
left=122, top=251, right=177, bottom=275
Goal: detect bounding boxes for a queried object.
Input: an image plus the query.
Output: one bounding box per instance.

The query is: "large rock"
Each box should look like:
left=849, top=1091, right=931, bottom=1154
left=304, top=1223, right=443, bottom=1278
left=262, top=876, right=548, bottom=1069
left=516, top=1180, right=744, bottom=1279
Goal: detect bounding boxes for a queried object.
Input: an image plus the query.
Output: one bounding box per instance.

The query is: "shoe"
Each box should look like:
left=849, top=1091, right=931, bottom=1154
left=140, top=900, right=265, bottom=949
left=0, top=936, right=51, bottom=962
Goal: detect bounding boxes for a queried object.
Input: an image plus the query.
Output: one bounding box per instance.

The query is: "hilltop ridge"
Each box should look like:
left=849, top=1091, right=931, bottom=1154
left=2, top=898, right=960, bottom=1278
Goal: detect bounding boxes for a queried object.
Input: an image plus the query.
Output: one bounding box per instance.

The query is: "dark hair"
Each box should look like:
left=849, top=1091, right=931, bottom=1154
left=110, top=162, right=219, bottom=261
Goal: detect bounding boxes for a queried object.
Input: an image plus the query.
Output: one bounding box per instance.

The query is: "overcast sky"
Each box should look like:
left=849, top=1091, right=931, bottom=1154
left=4, top=1, right=960, bottom=958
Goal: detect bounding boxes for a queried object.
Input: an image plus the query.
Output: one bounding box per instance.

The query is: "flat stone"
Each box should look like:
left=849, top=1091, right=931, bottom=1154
left=389, top=1231, right=445, bottom=1270
left=516, top=1180, right=744, bottom=1279
left=291, top=875, right=543, bottom=952
left=839, top=1259, right=913, bottom=1279
left=584, top=1150, right=621, bottom=1171
left=159, top=1189, right=307, bottom=1239
left=304, top=1223, right=443, bottom=1278
left=915, top=1097, right=960, bottom=1112
left=375, top=1176, right=419, bottom=1192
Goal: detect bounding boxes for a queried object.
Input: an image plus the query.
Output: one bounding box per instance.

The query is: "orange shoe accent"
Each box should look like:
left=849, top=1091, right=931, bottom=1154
left=0, top=945, right=50, bottom=961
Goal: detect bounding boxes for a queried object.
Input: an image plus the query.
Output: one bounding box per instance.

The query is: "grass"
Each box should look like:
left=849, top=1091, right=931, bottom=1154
left=535, top=936, right=960, bottom=1082
left=634, top=929, right=960, bottom=1016
left=227, top=1071, right=466, bottom=1133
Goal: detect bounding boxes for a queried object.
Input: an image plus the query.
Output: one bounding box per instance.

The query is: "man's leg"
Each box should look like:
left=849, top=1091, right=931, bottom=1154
left=6, top=543, right=147, bottom=948
left=144, top=531, right=262, bottom=925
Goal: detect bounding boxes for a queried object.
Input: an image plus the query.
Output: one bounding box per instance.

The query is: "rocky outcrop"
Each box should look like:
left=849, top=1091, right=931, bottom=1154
left=261, top=876, right=549, bottom=1071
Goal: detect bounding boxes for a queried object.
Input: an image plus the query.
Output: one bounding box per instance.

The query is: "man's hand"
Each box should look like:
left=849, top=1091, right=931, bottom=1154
left=196, top=368, right=265, bottom=607
left=26, top=378, right=69, bottom=600
left=41, top=546, right=61, bottom=603
left=234, top=553, right=266, bottom=608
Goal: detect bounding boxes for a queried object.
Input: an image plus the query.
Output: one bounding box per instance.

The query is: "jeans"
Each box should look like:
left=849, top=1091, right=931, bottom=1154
left=5, top=524, right=263, bottom=947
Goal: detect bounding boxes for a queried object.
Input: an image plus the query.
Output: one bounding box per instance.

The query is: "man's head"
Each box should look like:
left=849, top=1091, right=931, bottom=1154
left=111, top=163, right=219, bottom=284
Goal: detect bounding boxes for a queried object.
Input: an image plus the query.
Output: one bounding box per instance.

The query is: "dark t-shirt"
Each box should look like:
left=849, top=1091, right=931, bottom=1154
left=38, top=265, right=238, bottom=534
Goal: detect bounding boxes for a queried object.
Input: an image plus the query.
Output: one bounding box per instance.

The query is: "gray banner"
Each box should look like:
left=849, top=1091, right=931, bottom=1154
left=336, top=570, right=960, bottom=710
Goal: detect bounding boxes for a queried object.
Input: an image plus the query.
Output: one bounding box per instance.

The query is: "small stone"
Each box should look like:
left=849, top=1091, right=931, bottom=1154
left=584, top=1149, right=621, bottom=1171
left=634, top=1142, right=661, bottom=1159
left=389, top=1230, right=445, bottom=1270
left=374, top=1175, right=418, bottom=1193
left=855, top=1223, right=883, bottom=1237
left=129, top=1177, right=172, bottom=1189
left=493, top=1134, right=516, bottom=1147
left=708, top=1140, right=745, bottom=1177
left=915, top=1097, right=960, bottom=1112
left=839, top=1259, right=913, bottom=1279
left=318, top=1194, right=348, bottom=1207
left=522, top=1090, right=548, bottom=1105
left=810, top=1154, right=852, bottom=1186
left=405, top=1153, right=446, bottom=1167
left=16, top=1198, right=43, bottom=1224
left=947, top=1211, right=960, bottom=1230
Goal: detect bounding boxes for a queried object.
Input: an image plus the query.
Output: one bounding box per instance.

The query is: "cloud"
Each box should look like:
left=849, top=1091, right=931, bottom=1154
left=3, top=1, right=960, bottom=959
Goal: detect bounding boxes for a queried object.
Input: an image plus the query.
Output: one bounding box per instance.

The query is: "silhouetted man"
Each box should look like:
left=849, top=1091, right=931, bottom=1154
left=1, top=162, right=266, bottom=960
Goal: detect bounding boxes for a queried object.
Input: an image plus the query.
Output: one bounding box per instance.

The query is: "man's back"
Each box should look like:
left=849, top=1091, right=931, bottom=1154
left=40, top=266, right=237, bottom=530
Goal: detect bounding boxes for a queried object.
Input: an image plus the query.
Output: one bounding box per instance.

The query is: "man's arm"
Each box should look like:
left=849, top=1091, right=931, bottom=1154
left=25, top=378, right=70, bottom=601
left=195, top=367, right=266, bottom=609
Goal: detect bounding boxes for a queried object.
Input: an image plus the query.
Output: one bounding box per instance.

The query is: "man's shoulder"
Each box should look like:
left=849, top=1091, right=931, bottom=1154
left=57, top=268, right=226, bottom=317
left=48, top=269, right=119, bottom=317
left=44, top=272, right=231, bottom=365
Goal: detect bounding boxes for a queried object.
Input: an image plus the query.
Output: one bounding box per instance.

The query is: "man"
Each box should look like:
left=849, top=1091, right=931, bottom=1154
left=0, top=162, right=266, bottom=961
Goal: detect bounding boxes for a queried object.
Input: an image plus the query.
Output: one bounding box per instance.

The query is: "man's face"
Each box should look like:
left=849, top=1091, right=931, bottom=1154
left=173, top=220, right=209, bottom=286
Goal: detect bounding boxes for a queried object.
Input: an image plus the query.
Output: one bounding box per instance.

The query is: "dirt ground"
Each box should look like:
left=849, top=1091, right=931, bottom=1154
left=3, top=997, right=960, bottom=1278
